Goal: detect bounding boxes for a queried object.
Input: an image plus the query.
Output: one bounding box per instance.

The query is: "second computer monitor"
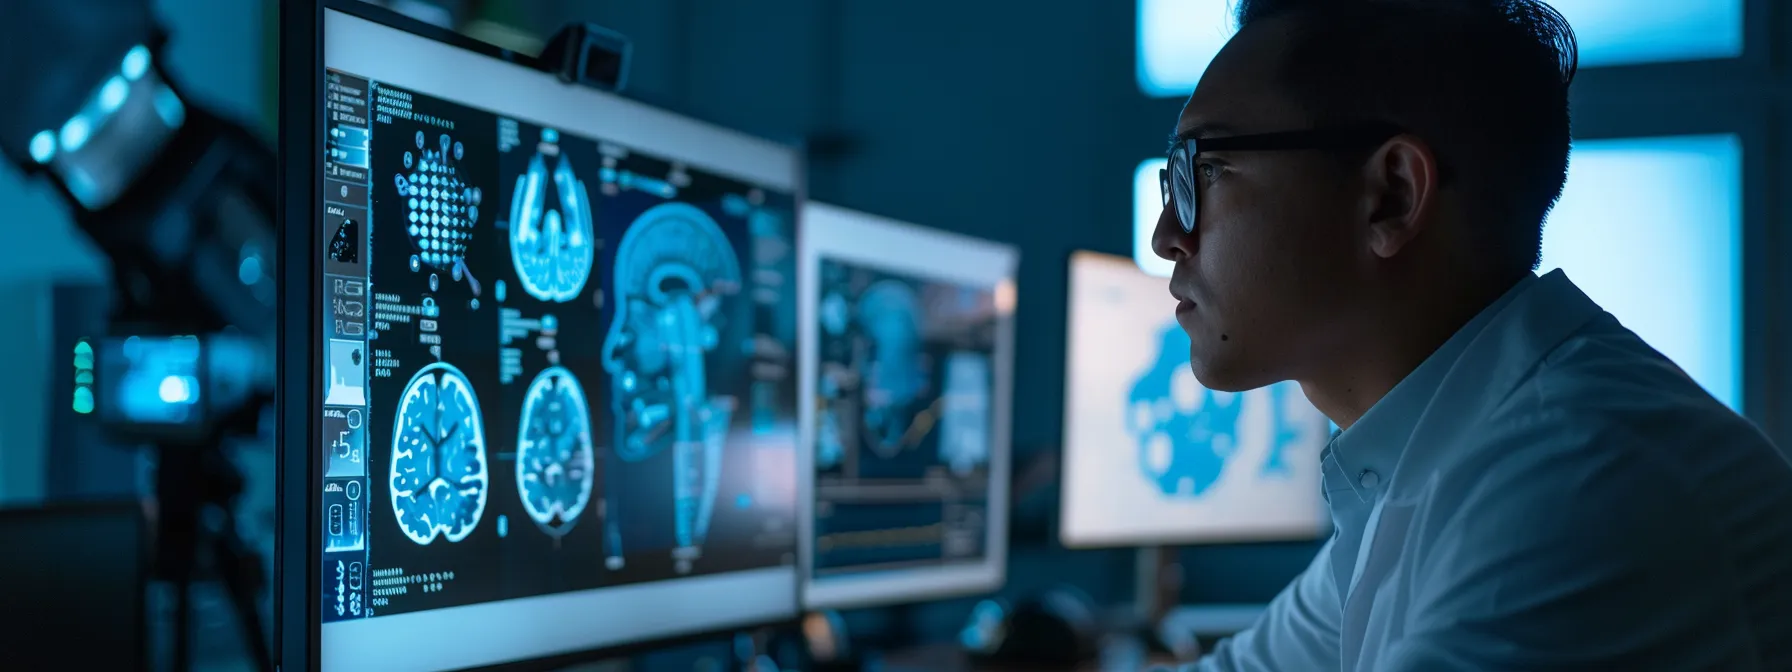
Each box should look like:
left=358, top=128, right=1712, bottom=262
left=1059, top=251, right=1329, bottom=549
left=798, top=203, right=1016, bottom=610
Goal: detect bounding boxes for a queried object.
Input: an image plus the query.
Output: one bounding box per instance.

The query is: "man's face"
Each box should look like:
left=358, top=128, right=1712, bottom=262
left=1155, top=18, right=1368, bottom=392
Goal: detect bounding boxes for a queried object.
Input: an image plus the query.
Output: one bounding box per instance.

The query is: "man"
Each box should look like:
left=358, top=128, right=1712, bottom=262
left=1154, top=1, right=1792, bottom=670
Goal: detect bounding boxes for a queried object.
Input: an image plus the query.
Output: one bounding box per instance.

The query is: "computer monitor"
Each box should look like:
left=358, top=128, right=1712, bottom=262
left=1058, top=251, right=1328, bottom=549
left=279, top=4, right=803, bottom=669
left=796, top=202, right=1016, bottom=610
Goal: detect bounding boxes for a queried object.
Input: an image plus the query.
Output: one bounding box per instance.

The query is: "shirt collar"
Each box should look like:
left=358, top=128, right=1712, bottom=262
left=1327, top=271, right=1543, bottom=501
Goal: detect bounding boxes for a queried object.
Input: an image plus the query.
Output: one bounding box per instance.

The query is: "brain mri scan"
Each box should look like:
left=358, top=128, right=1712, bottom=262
left=1128, top=323, right=1241, bottom=498
left=509, top=128, right=595, bottom=302
left=393, top=131, right=483, bottom=277
left=515, top=366, right=596, bottom=536
left=856, top=281, right=926, bottom=457
left=389, top=362, right=490, bottom=544
left=602, top=201, right=743, bottom=553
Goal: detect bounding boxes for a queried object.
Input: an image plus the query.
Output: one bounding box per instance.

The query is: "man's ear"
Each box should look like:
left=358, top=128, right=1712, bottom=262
left=1362, top=135, right=1438, bottom=259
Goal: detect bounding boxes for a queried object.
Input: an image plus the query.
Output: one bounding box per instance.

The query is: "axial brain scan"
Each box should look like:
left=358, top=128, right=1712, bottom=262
left=515, top=366, right=596, bottom=535
left=602, top=201, right=742, bottom=552
left=509, top=128, right=595, bottom=302
left=389, top=362, right=490, bottom=544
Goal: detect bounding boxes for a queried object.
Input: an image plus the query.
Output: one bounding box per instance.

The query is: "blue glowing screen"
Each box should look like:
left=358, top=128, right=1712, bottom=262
left=1541, top=134, right=1742, bottom=410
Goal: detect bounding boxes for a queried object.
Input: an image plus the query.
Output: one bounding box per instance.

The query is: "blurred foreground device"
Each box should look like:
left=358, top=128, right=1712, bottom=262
left=281, top=3, right=805, bottom=669
left=0, top=500, right=146, bottom=671
left=0, top=2, right=280, bottom=671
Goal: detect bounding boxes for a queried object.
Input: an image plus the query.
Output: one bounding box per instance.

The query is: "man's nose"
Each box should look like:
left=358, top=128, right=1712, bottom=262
left=1151, top=204, right=1193, bottom=262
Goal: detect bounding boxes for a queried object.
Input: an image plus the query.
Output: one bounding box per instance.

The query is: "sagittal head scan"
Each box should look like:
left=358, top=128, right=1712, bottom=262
left=516, top=366, right=596, bottom=536
left=602, top=201, right=744, bottom=553
left=509, top=127, right=595, bottom=303
left=857, top=280, right=925, bottom=457
left=389, top=361, right=490, bottom=545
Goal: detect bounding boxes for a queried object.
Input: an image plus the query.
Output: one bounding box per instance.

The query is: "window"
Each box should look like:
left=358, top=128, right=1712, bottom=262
left=1133, top=158, right=1172, bottom=276
left=1541, top=134, right=1743, bottom=409
left=1136, top=0, right=1744, bottom=98
left=1549, top=0, right=1743, bottom=68
left=1136, top=0, right=1237, bottom=98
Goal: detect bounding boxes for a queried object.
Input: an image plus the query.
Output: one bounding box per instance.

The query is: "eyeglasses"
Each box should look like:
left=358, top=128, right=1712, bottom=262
left=1160, top=124, right=1406, bottom=233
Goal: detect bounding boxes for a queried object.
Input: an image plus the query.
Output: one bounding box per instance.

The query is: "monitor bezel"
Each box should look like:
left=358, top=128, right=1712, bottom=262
left=795, top=201, right=1018, bottom=612
left=277, top=3, right=804, bottom=670
left=1055, top=249, right=1330, bottom=550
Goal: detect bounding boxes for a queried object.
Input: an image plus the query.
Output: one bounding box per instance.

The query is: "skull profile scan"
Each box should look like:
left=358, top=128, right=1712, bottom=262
left=600, top=201, right=743, bottom=556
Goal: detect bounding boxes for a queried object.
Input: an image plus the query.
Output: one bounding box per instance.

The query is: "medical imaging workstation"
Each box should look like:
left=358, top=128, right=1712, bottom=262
left=280, top=2, right=805, bottom=669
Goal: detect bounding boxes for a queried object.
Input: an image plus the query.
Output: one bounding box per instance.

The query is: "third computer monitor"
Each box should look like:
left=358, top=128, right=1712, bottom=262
left=1059, top=251, right=1329, bottom=549
left=798, top=202, right=1016, bottom=610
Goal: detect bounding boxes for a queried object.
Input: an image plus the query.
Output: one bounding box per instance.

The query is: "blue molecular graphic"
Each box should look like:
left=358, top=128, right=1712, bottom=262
left=389, top=362, right=489, bottom=544
left=515, top=366, right=596, bottom=536
left=938, top=351, right=992, bottom=475
left=1128, top=322, right=1314, bottom=497
left=1262, top=382, right=1301, bottom=479
left=602, top=202, right=741, bottom=553
left=857, top=280, right=925, bottom=457
left=1128, top=322, right=1241, bottom=497
left=393, top=132, right=482, bottom=272
left=509, top=128, right=595, bottom=302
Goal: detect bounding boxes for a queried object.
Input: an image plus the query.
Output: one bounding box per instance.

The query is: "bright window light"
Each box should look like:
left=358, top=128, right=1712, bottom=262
left=1541, top=134, right=1742, bottom=410
left=1133, top=158, right=1171, bottom=277
left=1549, top=0, right=1742, bottom=67
left=1137, top=1, right=1743, bottom=99
left=1137, top=0, right=1237, bottom=98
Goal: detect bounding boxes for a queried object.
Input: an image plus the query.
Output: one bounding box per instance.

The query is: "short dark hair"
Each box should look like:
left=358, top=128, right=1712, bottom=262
left=1233, top=0, right=1577, bottom=272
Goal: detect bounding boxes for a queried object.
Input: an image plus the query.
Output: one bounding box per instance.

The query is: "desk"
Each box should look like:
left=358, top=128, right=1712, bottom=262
left=879, top=639, right=1188, bottom=672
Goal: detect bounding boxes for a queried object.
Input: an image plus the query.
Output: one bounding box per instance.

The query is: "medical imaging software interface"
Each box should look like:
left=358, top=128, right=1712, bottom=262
left=811, top=259, right=998, bottom=578
left=315, top=69, right=799, bottom=623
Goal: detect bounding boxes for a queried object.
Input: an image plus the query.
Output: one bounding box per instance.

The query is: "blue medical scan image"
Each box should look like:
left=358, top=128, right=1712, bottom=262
left=389, top=362, right=490, bottom=545
left=336, top=73, right=797, bottom=622
left=811, top=260, right=998, bottom=577
left=1128, top=321, right=1314, bottom=498
left=604, top=201, right=740, bottom=560
left=507, top=127, right=594, bottom=303
left=594, top=147, right=800, bottom=583
left=392, top=127, right=484, bottom=290
left=514, top=366, right=595, bottom=537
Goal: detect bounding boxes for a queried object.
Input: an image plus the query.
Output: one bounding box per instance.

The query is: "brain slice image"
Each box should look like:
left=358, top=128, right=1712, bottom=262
left=389, top=362, right=490, bottom=545
left=393, top=131, right=483, bottom=275
left=1129, top=323, right=1243, bottom=498
left=515, top=366, right=596, bottom=535
left=601, top=201, right=742, bottom=554
left=510, top=128, right=595, bottom=302
left=856, top=280, right=926, bottom=457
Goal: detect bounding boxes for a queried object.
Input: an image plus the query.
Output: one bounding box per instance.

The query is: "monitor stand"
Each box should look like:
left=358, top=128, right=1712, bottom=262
left=1126, top=545, right=1198, bottom=660
left=1130, top=546, right=1270, bottom=661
